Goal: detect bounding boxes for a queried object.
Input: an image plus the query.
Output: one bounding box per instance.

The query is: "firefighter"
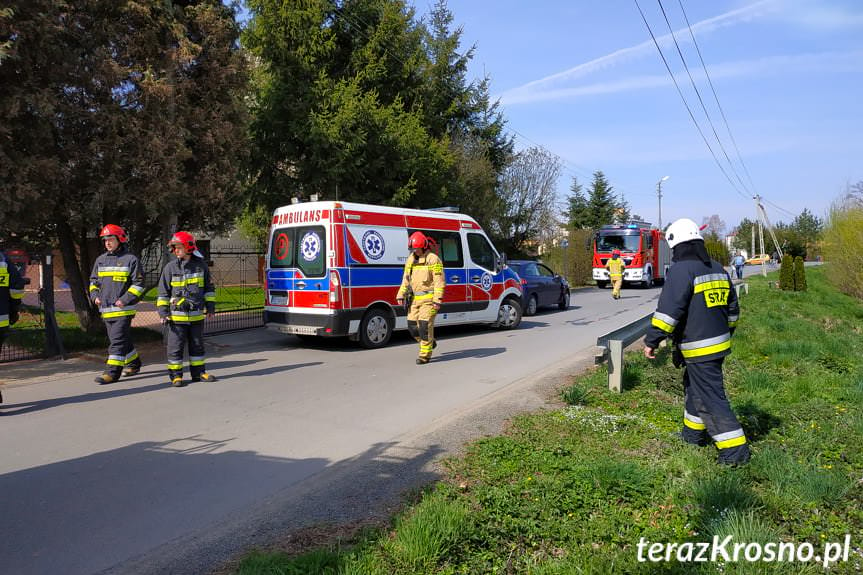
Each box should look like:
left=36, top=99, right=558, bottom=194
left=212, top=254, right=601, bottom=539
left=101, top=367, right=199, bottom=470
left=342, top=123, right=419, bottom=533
left=606, top=249, right=625, bottom=299
left=396, top=231, right=445, bottom=365
left=89, top=225, right=145, bottom=384
left=643, top=218, right=749, bottom=465
left=156, top=231, right=216, bottom=387
left=1, top=244, right=26, bottom=406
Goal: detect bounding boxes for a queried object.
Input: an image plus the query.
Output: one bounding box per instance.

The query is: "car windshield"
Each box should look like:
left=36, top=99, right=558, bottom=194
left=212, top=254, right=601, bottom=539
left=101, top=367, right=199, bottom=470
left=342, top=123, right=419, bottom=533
left=596, top=232, right=641, bottom=252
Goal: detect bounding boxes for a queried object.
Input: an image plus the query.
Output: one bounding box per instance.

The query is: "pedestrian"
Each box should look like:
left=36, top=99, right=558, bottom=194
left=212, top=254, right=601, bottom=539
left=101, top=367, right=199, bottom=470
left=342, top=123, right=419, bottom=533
left=1, top=244, right=26, bottom=406
left=732, top=252, right=745, bottom=280
left=396, top=231, right=445, bottom=365
left=643, top=218, right=749, bottom=466
left=606, top=249, right=625, bottom=300
left=156, top=231, right=216, bottom=387
left=89, top=225, right=145, bottom=384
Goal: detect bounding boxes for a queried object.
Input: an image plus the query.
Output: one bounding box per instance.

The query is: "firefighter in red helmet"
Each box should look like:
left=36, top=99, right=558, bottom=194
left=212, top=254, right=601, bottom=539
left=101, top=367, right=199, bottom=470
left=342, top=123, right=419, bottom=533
left=606, top=248, right=625, bottom=300
left=89, top=224, right=145, bottom=384
left=396, top=231, right=445, bottom=364
left=156, top=231, right=217, bottom=386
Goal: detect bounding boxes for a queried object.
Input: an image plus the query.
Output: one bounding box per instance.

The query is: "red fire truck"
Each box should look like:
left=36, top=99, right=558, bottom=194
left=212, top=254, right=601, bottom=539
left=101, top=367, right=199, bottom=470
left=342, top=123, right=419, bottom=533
left=592, top=222, right=670, bottom=289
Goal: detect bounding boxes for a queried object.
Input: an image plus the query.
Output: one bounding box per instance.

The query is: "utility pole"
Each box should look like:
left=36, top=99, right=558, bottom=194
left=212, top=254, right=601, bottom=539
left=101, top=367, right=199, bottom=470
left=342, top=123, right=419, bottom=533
left=657, top=176, right=669, bottom=229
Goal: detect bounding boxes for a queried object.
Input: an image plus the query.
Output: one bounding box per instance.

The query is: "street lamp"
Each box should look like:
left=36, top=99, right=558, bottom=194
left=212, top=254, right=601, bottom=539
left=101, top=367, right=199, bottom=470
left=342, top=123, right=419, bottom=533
left=656, top=176, right=670, bottom=229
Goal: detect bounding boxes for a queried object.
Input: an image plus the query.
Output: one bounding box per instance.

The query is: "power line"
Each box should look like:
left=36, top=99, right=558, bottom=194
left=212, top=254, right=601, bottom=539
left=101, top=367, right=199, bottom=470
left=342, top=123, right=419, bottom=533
left=655, top=0, right=751, bottom=198
left=675, top=0, right=759, bottom=196
left=632, top=0, right=749, bottom=201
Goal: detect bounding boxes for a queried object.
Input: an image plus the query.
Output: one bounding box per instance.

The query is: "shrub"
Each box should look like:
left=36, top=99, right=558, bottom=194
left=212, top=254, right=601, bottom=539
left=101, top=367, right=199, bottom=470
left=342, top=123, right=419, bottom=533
left=779, top=254, right=794, bottom=290
left=822, top=202, right=863, bottom=298
left=793, top=256, right=807, bottom=291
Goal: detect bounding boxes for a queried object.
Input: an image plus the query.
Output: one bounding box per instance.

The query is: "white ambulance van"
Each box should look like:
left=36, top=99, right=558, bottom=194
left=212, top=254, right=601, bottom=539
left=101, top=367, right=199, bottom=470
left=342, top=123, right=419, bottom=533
left=264, top=201, right=524, bottom=348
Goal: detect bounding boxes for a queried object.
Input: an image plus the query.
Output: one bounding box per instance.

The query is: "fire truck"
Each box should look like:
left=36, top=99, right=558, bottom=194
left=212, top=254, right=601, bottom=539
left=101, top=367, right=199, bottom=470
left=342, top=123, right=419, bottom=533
left=592, top=222, right=670, bottom=289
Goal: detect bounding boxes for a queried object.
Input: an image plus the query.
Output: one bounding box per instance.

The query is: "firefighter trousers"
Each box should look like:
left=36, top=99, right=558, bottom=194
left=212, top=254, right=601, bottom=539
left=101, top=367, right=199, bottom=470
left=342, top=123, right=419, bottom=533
left=406, top=299, right=437, bottom=361
left=104, top=316, right=139, bottom=377
left=611, top=276, right=623, bottom=299
left=165, top=321, right=206, bottom=380
left=681, top=358, right=750, bottom=464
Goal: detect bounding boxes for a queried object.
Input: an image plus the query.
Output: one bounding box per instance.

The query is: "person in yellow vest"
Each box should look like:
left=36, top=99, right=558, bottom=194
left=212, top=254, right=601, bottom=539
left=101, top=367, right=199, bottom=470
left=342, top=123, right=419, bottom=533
left=606, top=249, right=625, bottom=300
left=396, top=231, right=445, bottom=364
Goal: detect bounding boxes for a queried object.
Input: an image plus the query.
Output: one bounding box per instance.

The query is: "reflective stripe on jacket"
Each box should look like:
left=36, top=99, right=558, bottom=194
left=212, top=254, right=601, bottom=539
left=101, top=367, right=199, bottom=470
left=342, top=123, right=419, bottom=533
left=396, top=252, right=445, bottom=304
left=644, top=258, right=739, bottom=363
left=0, top=252, right=25, bottom=327
left=89, top=246, right=144, bottom=318
left=156, top=256, right=216, bottom=319
left=606, top=258, right=625, bottom=278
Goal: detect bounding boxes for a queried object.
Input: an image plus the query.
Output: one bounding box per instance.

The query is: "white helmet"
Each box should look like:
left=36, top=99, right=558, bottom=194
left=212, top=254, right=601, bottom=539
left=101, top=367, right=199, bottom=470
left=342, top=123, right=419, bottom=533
left=665, top=218, right=703, bottom=249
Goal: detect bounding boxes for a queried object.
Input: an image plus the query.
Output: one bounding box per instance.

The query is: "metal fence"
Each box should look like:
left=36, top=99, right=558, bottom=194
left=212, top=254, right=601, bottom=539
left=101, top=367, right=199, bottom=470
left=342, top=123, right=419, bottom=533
left=1, top=244, right=266, bottom=364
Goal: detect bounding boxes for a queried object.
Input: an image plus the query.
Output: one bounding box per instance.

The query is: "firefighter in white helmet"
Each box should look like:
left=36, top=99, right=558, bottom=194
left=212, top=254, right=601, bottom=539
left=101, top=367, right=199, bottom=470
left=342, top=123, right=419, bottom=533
left=643, top=218, right=749, bottom=465
left=397, top=231, right=445, bottom=364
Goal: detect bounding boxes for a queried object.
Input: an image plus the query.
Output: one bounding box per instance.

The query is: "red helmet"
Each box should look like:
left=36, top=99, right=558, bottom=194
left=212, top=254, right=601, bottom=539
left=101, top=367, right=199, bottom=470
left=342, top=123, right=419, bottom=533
left=100, top=224, right=128, bottom=243
left=612, top=249, right=621, bottom=256
left=169, top=231, right=196, bottom=252
left=409, top=231, right=429, bottom=250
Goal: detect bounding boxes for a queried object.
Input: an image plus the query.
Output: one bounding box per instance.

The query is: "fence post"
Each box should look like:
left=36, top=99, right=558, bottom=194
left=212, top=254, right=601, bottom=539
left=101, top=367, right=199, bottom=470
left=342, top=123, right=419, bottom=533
left=39, top=255, right=66, bottom=359
left=608, top=339, right=623, bottom=392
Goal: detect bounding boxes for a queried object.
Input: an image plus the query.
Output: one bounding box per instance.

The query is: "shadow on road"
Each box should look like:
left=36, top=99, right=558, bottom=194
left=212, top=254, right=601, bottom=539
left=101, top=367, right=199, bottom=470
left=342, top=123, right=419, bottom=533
left=433, top=347, right=506, bottom=362
left=218, top=362, right=323, bottom=380
left=0, top=436, right=445, bottom=575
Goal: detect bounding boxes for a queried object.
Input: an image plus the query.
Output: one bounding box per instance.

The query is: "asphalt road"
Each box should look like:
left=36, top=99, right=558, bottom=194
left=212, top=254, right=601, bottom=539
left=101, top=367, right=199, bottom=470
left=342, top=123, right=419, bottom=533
left=1, top=283, right=668, bottom=574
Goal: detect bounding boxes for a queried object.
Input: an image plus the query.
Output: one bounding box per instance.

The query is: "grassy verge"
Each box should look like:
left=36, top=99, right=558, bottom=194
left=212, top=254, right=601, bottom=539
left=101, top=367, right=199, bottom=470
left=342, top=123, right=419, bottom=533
left=140, top=285, right=264, bottom=309
left=10, top=306, right=162, bottom=354
left=235, top=266, right=863, bottom=574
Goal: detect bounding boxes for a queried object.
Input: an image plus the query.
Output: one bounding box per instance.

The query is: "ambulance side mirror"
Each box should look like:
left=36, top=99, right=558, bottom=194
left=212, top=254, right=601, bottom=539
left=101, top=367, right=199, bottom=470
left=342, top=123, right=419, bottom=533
left=495, top=252, right=507, bottom=273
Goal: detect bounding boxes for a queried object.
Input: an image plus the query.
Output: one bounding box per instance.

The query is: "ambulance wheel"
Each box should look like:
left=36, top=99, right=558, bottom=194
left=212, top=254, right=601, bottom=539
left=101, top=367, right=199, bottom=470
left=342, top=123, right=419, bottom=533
left=359, top=307, right=393, bottom=349
left=496, top=297, right=522, bottom=330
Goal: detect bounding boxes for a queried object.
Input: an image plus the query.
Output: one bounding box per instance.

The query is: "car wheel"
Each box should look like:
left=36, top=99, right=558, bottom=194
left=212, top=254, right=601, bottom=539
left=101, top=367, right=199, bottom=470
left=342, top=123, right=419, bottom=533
left=596, top=281, right=608, bottom=289
left=358, top=307, right=393, bottom=349
left=558, top=291, right=569, bottom=310
left=496, top=297, right=522, bottom=330
left=525, top=294, right=538, bottom=316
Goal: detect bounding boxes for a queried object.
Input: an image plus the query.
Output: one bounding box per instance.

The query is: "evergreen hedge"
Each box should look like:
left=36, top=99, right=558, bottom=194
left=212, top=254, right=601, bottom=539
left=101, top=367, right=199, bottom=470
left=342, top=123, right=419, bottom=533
left=793, top=255, right=807, bottom=291
left=780, top=254, right=794, bottom=290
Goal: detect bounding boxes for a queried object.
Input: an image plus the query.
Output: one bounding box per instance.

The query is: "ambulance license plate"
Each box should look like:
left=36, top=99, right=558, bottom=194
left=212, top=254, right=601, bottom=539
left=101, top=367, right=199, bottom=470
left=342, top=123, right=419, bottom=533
left=285, top=325, right=318, bottom=335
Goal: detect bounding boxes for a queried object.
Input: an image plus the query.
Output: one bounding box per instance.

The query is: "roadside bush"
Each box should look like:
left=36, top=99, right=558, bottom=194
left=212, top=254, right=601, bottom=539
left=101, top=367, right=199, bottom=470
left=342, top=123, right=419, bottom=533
left=779, top=254, right=794, bottom=290
left=822, top=202, right=863, bottom=299
left=704, top=237, right=729, bottom=267
left=793, top=256, right=807, bottom=291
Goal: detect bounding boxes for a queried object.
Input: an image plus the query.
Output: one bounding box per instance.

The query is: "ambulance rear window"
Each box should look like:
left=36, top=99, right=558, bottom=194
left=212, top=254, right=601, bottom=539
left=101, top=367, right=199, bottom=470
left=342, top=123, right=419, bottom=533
left=270, top=228, right=294, bottom=269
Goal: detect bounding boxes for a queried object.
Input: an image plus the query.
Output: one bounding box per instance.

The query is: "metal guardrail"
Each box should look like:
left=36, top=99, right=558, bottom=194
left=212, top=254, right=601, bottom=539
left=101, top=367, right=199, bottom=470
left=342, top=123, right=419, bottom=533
left=594, top=312, right=653, bottom=393
left=594, top=282, right=748, bottom=393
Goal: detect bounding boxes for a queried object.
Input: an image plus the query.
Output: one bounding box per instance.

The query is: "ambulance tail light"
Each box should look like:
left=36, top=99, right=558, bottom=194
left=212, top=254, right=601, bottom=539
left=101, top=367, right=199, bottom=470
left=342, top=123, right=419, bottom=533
left=329, top=270, right=342, bottom=307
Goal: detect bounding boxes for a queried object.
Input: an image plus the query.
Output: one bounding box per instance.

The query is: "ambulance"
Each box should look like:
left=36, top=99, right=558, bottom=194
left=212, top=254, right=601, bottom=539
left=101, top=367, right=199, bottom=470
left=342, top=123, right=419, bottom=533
left=264, top=201, right=524, bottom=348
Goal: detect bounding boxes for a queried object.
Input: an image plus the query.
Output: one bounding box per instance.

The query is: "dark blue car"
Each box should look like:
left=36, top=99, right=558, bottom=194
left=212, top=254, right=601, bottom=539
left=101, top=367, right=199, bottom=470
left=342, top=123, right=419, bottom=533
left=507, top=260, right=570, bottom=316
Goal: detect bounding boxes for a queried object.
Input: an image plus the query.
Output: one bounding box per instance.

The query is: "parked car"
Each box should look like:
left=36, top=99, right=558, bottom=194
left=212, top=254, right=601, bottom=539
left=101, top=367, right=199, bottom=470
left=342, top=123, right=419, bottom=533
left=745, top=253, right=771, bottom=265
left=507, top=260, right=570, bottom=316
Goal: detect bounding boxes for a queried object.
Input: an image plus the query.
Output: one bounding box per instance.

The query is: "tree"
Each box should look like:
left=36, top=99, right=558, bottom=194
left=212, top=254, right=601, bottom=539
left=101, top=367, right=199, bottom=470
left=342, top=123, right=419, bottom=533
left=582, top=171, right=621, bottom=230
left=701, top=214, right=726, bottom=240
left=0, top=0, right=249, bottom=331
left=565, top=177, right=591, bottom=229
left=731, top=218, right=757, bottom=253
left=793, top=256, right=807, bottom=291
left=780, top=254, right=794, bottom=290
left=494, top=147, right=562, bottom=256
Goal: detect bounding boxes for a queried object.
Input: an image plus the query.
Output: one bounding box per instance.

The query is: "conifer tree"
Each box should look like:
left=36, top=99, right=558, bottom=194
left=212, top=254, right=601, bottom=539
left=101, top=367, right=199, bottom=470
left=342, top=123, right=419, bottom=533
left=780, top=254, right=794, bottom=290
left=793, top=256, right=807, bottom=291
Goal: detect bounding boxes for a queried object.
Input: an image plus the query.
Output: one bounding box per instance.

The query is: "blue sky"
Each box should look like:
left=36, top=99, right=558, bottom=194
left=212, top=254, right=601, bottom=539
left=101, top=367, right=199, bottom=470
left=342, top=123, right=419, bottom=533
left=413, top=0, right=863, bottom=231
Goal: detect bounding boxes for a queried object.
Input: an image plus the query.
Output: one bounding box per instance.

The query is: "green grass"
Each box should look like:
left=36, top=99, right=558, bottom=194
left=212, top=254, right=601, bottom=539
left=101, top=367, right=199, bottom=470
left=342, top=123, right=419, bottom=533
left=140, top=285, right=264, bottom=309
left=9, top=306, right=162, bottom=354
left=235, top=266, right=863, bottom=574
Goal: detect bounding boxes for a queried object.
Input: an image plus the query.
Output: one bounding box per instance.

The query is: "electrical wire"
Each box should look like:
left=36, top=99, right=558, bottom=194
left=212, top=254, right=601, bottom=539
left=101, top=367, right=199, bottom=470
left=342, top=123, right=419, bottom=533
left=656, top=0, right=752, bottom=198
left=632, top=0, right=750, bottom=201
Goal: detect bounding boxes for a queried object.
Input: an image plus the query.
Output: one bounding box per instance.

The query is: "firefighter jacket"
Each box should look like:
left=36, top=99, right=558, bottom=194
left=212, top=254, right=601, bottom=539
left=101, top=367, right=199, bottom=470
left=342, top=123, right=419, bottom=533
left=0, top=250, right=25, bottom=328
left=156, top=255, right=216, bottom=322
left=397, top=251, right=445, bottom=305
left=88, top=246, right=144, bottom=319
left=606, top=258, right=625, bottom=278
left=644, top=258, right=739, bottom=364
